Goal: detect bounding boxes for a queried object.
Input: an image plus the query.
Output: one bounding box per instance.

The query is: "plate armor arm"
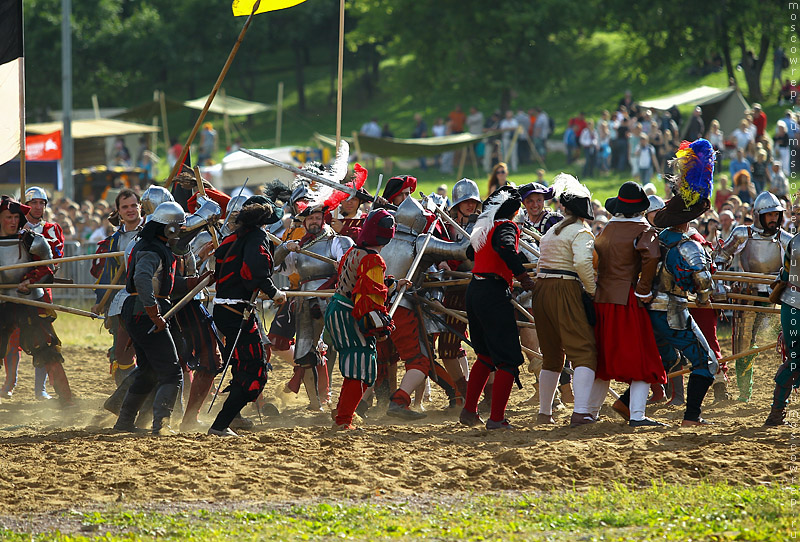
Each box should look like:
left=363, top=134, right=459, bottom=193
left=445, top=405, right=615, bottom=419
left=713, top=225, right=748, bottom=270
left=679, top=240, right=713, bottom=304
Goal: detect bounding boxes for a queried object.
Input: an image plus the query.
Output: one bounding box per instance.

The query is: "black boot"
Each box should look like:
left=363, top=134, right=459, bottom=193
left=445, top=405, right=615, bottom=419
left=151, top=383, right=181, bottom=435
left=764, top=406, right=787, bottom=426
left=667, top=375, right=685, bottom=406
left=113, top=392, right=149, bottom=432
left=104, top=368, right=139, bottom=415
left=683, top=374, right=713, bottom=423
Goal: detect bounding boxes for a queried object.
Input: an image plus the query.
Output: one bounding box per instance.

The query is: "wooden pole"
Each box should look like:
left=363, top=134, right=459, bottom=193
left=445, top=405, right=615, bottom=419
left=708, top=303, right=779, bottom=314
left=165, top=0, right=262, bottom=188
left=275, top=81, right=284, bottom=147
left=159, top=90, right=170, bottom=150
left=351, top=131, right=362, bottom=163
left=264, top=230, right=337, bottom=266
left=667, top=342, right=779, bottom=379
left=455, top=143, right=467, bottom=180
left=335, top=0, right=345, bottom=152
left=714, top=276, right=773, bottom=285
left=221, top=87, right=231, bottom=150
left=715, top=270, right=777, bottom=280
left=0, top=251, right=124, bottom=273
left=0, top=283, right=124, bottom=290
left=18, top=149, right=25, bottom=201
left=726, top=293, right=775, bottom=304
left=0, top=293, right=102, bottom=319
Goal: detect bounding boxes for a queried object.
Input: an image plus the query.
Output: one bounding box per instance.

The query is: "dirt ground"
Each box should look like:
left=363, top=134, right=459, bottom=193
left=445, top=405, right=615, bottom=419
left=0, top=334, right=792, bottom=523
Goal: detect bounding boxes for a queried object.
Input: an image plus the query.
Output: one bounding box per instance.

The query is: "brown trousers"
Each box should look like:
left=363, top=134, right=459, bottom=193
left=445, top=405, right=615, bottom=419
left=531, top=278, right=596, bottom=372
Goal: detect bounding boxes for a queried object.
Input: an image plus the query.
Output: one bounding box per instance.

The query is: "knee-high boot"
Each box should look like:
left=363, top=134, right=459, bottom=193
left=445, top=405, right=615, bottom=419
left=113, top=392, right=149, bottom=432
left=152, top=383, right=181, bottom=434
left=105, top=367, right=140, bottom=415
left=45, top=362, right=74, bottom=407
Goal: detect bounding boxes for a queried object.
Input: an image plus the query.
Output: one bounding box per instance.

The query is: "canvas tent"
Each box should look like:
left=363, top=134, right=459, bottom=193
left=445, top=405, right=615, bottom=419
left=113, top=93, right=274, bottom=120
left=315, top=131, right=500, bottom=159
left=200, top=147, right=297, bottom=190
left=638, top=85, right=750, bottom=137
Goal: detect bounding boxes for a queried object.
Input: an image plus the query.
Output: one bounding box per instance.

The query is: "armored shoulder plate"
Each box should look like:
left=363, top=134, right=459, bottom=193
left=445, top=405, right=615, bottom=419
left=28, top=232, right=53, bottom=260
left=715, top=225, right=748, bottom=266
left=677, top=238, right=708, bottom=271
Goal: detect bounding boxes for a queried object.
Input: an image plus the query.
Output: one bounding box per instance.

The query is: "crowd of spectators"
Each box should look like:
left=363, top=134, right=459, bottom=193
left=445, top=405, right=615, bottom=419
left=42, top=197, right=115, bottom=247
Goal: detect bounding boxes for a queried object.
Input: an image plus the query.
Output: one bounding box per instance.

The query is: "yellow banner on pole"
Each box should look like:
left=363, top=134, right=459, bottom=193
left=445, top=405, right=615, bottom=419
left=232, top=0, right=307, bottom=16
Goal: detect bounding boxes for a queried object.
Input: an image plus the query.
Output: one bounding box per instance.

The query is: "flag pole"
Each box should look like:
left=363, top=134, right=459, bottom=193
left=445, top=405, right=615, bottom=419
left=18, top=13, right=26, bottom=199
left=334, top=0, right=345, bottom=152
left=165, top=0, right=262, bottom=189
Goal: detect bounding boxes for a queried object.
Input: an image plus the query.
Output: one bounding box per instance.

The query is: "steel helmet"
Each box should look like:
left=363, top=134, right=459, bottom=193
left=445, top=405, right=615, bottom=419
left=646, top=195, right=665, bottom=214
left=140, top=186, right=174, bottom=216
left=24, top=186, right=48, bottom=204
left=450, top=178, right=481, bottom=209
left=148, top=201, right=186, bottom=239
left=752, top=191, right=785, bottom=216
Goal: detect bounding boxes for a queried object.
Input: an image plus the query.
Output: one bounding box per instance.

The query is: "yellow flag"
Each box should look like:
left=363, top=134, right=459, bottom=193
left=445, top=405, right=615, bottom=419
left=232, top=0, right=308, bottom=16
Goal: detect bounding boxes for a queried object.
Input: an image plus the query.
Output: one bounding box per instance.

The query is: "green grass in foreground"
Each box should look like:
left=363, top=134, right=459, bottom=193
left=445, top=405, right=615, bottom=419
left=2, top=483, right=795, bottom=541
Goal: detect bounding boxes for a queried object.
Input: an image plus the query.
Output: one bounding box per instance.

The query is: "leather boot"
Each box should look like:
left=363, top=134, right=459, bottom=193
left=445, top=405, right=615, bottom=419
left=45, top=362, right=74, bottom=408
left=180, top=371, right=214, bottom=431
left=712, top=381, right=730, bottom=403
left=113, top=392, right=149, bottom=432
left=764, top=406, right=788, bottom=426
left=104, top=367, right=139, bottom=415
left=151, top=383, right=181, bottom=435
left=666, top=375, right=685, bottom=406
left=454, top=377, right=468, bottom=403
left=559, top=383, right=574, bottom=404
left=683, top=373, right=713, bottom=424
left=303, top=367, right=322, bottom=412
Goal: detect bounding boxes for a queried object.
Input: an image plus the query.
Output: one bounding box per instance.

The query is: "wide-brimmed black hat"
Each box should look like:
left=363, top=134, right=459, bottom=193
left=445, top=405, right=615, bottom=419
left=652, top=196, right=711, bottom=228
left=482, top=185, right=521, bottom=220
left=242, top=195, right=283, bottom=225
left=561, top=195, right=593, bottom=220
left=605, top=181, right=650, bottom=216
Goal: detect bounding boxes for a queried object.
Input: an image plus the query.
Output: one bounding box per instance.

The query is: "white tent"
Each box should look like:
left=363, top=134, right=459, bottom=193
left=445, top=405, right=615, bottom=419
left=200, top=147, right=297, bottom=190
left=639, top=85, right=750, bottom=137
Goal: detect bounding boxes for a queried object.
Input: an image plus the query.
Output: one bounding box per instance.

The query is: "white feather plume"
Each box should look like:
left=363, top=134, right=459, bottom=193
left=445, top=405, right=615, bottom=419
left=470, top=188, right=512, bottom=251
left=551, top=172, right=591, bottom=201
left=329, top=140, right=349, bottom=182
left=293, top=141, right=350, bottom=211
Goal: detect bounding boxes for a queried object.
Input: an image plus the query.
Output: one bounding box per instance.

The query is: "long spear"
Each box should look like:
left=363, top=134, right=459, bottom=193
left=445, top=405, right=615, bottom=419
left=0, top=251, right=124, bottom=273
left=666, top=342, right=779, bottom=379
left=0, top=294, right=103, bottom=319
left=165, top=0, right=262, bottom=188
left=0, top=283, right=124, bottom=290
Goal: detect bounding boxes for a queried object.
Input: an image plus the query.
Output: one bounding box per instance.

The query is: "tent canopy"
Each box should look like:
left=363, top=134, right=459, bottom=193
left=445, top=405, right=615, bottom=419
left=200, top=147, right=297, bottom=190
left=26, top=118, right=159, bottom=139
left=315, top=130, right=501, bottom=159
left=183, top=93, right=274, bottom=116
left=639, top=85, right=750, bottom=137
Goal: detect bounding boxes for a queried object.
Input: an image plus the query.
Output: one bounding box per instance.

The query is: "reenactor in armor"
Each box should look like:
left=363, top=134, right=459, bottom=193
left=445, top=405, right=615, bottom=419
left=381, top=196, right=471, bottom=419
left=0, top=195, right=74, bottom=407
left=715, top=191, right=792, bottom=402
left=764, top=230, right=800, bottom=426
left=647, top=139, right=719, bottom=426
left=112, top=201, right=198, bottom=434
left=434, top=179, right=481, bottom=403
left=274, top=201, right=354, bottom=411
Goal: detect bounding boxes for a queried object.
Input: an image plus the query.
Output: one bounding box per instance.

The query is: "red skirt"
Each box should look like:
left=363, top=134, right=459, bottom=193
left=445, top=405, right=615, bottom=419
left=594, top=287, right=666, bottom=384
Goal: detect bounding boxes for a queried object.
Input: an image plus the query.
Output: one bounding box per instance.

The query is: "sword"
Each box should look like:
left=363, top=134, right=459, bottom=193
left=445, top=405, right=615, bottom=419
left=369, top=174, right=384, bottom=213
left=239, top=148, right=366, bottom=200
left=208, top=290, right=260, bottom=414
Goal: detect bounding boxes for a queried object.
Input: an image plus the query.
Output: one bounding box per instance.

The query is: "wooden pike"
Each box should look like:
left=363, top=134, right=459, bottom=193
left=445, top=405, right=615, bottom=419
left=714, top=276, right=773, bottom=285
left=666, top=342, right=779, bottom=379
left=726, top=293, right=775, bottom=304
left=0, top=294, right=103, bottom=319
left=0, top=251, right=124, bottom=273
left=715, top=270, right=777, bottom=280
left=511, top=298, right=535, bottom=323
left=709, top=303, right=779, bottom=314
left=0, top=283, right=124, bottom=290
left=166, top=0, right=262, bottom=188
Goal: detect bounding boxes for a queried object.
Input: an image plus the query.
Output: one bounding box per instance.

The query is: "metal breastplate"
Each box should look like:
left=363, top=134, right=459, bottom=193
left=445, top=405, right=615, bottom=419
left=296, top=235, right=337, bottom=290
left=739, top=235, right=783, bottom=274
left=781, top=234, right=800, bottom=309
left=381, top=232, right=416, bottom=282
left=0, top=238, right=44, bottom=300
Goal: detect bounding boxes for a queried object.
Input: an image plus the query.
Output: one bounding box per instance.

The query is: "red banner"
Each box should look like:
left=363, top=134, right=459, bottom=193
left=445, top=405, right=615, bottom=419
left=25, top=131, right=62, bottom=161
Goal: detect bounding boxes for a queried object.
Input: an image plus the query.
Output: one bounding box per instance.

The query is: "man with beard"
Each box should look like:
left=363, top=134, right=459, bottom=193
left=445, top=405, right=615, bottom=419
left=274, top=202, right=354, bottom=411
left=715, top=192, right=792, bottom=402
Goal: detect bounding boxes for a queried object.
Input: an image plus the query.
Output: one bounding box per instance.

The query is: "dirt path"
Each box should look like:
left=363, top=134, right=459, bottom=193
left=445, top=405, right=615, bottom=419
left=0, top=341, right=790, bottom=517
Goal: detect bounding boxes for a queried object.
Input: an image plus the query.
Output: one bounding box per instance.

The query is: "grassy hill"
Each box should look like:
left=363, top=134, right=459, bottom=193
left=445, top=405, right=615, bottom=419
left=152, top=31, right=796, bottom=204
